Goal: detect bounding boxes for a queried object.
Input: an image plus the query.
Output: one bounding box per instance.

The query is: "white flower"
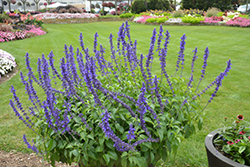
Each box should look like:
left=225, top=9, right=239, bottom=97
left=0, top=49, right=17, bottom=77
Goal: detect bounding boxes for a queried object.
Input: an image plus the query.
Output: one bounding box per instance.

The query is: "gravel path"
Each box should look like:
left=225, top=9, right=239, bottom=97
left=0, top=150, right=78, bottom=167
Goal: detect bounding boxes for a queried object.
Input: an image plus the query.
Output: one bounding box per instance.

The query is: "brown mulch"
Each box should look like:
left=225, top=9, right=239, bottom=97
left=0, top=66, right=19, bottom=85
left=0, top=150, right=78, bottom=167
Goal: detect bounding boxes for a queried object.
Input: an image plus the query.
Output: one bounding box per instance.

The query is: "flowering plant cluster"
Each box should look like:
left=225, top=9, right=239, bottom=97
left=0, top=25, right=46, bottom=43
left=214, top=115, right=250, bottom=165
left=21, top=13, right=43, bottom=27
left=200, top=16, right=223, bottom=24
left=225, top=17, right=250, bottom=27
left=10, top=21, right=231, bottom=167
left=6, top=12, right=19, bottom=17
left=0, top=49, right=17, bottom=78
left=134, top=10, right=250, bottom=27
left=34, top=12, right=99, bottom=19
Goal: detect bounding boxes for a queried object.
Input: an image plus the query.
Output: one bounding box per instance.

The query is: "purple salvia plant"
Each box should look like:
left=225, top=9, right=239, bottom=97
left=23, top=134, right=39, bottom=154
left=127, top=123, right=135, bottom=142
left=137, top=82, right=152, bottom=138
left=100, top=109, right=134, bottom=151
left=202, top=59, right=232, bottom=111
left=196, top=47, right=209, bottom=92
left=187, top=47, right=198, bottom=88
left=163, top=30, right=171, bottom=51
left=139, top=53, right=148, bottom=86
left=159, top=48, right=175, bottom=96
left=175, top=34, right=186, bottom=77
left=145, top=28, right=157, bottom=103
left=156, top=25, right=164, bottom=52
left=68, top=45, right=79, bottom=84
left=154, top=75, right=163, bottom=110
left=48, top=51, right=62, bottom=81
left=93, top=32, right=99, bottom=54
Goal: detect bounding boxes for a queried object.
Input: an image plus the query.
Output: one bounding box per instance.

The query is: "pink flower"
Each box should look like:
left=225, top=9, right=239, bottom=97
left=237, top=115, right=244, bottom=120
left=248, top=136, right=250, bottom=140
left=227, top=141, right=234, bottom=145
left=235, top=139, right=241, bottom=143
left=239, top=131, right=246, bottom=135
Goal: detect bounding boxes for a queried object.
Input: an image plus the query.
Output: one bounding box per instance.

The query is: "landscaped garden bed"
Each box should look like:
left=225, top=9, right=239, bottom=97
left=0, top=12, right=46, bottom=43
left=132, top=8, right=250, bottom=27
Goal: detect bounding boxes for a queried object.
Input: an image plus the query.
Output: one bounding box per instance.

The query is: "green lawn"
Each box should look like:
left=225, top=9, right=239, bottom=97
left=0, top=21, right=250, bottom=167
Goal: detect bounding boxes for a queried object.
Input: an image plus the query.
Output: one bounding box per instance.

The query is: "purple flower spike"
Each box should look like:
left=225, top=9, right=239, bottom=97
left=196, top=47, right=209, bottom=92
left=156, top=25, right=164, bottom=52
left=202, top=59, right=232, bottom=111
left=93, top=32, right=99, bottom=53
left=127, top=123, right=135, bottom=141
left=175, top=34, right=186, bottom=77
left=201, top=47, right=209, bottom=79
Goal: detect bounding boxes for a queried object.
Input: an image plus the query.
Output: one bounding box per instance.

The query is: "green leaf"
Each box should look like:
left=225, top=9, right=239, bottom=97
left=105, top=140, right=115, bottom=150
left=150, top=151, right=154, bottom=164
left=96, top=146, right=104, bottom=152
left=121, top=157, right=127, bottom=167
left=198, top=117, right=203, bottom=130
left=80, top=131, right=87, bottom=140
left=87, top=134, right=94, bottom=140
left=239, top=146, right=246, bottom=154
left=121, top=151, right=128, bottom=158
left=157, top=128, right=164, bottom=142
left=103, top=154, right=110, bottom=164
left=72, top=149, right=79, bottom=157
left=87, top=150, right=98, bottom=160
left=137, top=157, right=147, bottom=167
left=108, top=151, right=118, bottom=160
left=115, top=123, right=124, bottom=133
left=46, top=139, right=57, bottom=151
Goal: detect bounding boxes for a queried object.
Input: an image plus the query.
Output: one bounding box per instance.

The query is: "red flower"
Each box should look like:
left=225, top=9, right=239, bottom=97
left=227, top=141, right=234, bottom=145
left=237, top=115, right=244, bottom=121
left=239, top=131, right=245, bottom=135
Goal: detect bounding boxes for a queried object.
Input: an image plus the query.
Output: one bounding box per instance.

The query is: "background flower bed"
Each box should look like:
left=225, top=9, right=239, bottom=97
left=132, top=9, right=250, bottom=27
left=34, top=12, right=100, bottom=19
left=0, top=13, right=46, bottom=43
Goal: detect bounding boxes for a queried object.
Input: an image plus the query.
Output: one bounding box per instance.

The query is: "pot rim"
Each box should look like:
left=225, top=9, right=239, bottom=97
left=205, top=129, right=248, bottom=167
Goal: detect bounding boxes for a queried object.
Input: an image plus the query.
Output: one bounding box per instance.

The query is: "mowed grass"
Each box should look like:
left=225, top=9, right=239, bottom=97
left=0, top=22, right=250, bottom=167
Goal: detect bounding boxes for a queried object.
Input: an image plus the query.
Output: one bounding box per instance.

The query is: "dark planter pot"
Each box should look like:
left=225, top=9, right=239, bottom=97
left=205, top=129, right=249, bottom=167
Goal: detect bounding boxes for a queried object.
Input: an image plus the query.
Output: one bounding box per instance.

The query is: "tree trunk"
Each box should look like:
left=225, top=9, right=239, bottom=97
left=7, top=0, right=11, bottom=12
left=115, top=0, right=117, bottom=15
left=102, top=0, right=104, bottom=15
left=34, top=0, right=40, bottom=11
left=246, top=0, right=249, bottom=13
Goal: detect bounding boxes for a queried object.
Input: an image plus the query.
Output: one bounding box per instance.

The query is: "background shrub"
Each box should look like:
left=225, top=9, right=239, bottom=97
left=156, top=17, right=168, bottom=23
left=119, top=13, right=134, bottom=18
left=182, top=16, right=205, bottom=24
left=206, top=7, right=221, bottom=17
left=146, top=17, right=157, bottom=23
left=131, top=0, right=147, bottom=14
left=182, top=0, right=232, bottom=11
left=155, top=0, right=169, bottom=11
left=171, top=10, right=184, bottom=18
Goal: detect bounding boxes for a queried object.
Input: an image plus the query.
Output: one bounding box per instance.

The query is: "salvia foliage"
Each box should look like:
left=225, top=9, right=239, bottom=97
left=10, top=21, right=231, bottom=167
